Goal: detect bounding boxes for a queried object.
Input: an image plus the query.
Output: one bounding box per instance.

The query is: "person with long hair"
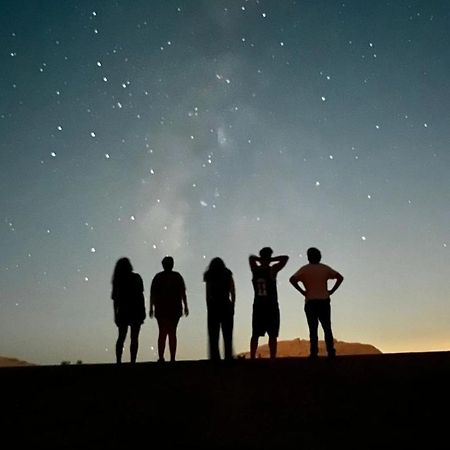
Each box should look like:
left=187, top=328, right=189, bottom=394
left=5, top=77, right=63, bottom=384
left=111, top=257, right=146, bottom=364
left=203, top=257, right=236, bottom=361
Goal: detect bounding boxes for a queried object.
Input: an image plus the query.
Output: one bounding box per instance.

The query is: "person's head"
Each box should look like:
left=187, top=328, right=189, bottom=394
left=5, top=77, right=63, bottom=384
left=208, top=257, right=226, bottom=272
left=307, top=247, right=321, bottom=264
left=204, top=257, right=230, bottom=282
left=112, top=257, right=133, bottom=283
left=259, top=247, right=273, bottom=261
left=161, top=256, right=174, bottom=271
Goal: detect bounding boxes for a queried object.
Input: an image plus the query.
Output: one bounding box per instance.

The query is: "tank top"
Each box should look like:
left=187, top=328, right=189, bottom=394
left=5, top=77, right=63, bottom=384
left=252, top=266, right=277, bottom=304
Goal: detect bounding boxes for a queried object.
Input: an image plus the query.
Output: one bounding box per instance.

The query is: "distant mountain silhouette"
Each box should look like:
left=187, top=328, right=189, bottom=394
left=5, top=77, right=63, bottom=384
left=238, top=337, right=382, bottom=358
left=0, top=356, right=34, bottom=367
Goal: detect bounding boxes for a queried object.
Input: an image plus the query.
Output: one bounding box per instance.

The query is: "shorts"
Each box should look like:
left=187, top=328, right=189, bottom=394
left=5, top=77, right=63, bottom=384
left=252, top=300, right=280, bottom=338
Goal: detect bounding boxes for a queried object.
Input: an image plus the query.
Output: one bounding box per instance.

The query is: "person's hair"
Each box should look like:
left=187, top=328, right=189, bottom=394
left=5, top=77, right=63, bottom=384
left=112, top=257, right=133, bottom=285
left=259, top=247, right=273, bottom=259
left=204, top=257, right=230, bottom=282
left=208, top=257, right=226, bottom=272
left=307, top=247, right=321, bottom=263
left=161, top=256, right=174, bottom=271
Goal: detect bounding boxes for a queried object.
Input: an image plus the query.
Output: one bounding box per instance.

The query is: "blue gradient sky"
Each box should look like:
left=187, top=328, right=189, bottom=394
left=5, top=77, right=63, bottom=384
left=1, top=0, right=449, bottom=365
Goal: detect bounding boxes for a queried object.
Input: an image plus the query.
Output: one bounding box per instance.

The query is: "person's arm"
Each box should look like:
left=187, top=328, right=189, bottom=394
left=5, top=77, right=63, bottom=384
left=230, top=276, right=236, bottom=306
left=149, top=277, right=155, bottom=318
left=181, top=276, right=189, bottom=317
left=289, top=273, right=306, bottom=297
left=249, top=255, right=260, bottom=271
left=271, top=255, right=289, bottom=273
left=138, top=274, right=146, bottom=321
left=112, top=299, right=119, bottom=325
left=111, top=284, right=119, bottom=323
left=182, top=290, right=189, bottom=316
left=328, top=272, right=344, bottom=296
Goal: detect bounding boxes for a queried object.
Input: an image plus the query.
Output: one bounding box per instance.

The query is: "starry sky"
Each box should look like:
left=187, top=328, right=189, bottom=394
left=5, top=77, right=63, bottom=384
left=1, top=0, right=449, bottom=365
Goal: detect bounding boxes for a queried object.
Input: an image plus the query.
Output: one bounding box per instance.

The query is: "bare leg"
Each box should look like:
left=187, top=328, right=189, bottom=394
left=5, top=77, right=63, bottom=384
left=116, top=325, right=128, bottom=364
left=157, top=319, right=168, bottom=362
left=268, top=336, right=277, bottom=359
left=168, top=324, right=177, bottom=362
left=130, top=324, right=141, bottom=363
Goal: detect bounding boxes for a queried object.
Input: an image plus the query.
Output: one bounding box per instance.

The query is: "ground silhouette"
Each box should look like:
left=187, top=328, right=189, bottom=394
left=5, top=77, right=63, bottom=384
left=2, top=351, right=449, bottom=449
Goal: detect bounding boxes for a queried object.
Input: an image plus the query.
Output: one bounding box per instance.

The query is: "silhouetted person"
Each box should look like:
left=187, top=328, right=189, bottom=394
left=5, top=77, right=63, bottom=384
left=289, top=247, right=344, bottom=359
left=111, top=257, right=146, bottom=364
left=149, top=256, right=188, bottom=362
left=204, top=257, right=236, bottom=361
left=249, top=247, right=289, bottom=359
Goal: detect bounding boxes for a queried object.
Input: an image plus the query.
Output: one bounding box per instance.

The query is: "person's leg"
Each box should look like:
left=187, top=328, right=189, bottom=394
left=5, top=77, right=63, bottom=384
left=157, top=318, right=167, bottom=362
left=129, top=324, right=141, bottom=363
left=268, top=335, right=277, bottom=359
left=207, top=310, right=221, bottom=360
left=250, top=304, right=261, bottom=359
left=116, top=325, right=128, bottom=364
left=304, top=301, right=319, bottom=358
left=222, top=312, right=234, bottom=361
left=318, top=300, right=335, bottom=357
left=268, top=305, right=280, bottom=359
left=168, top=318, right=180, bottom=362
left=250, top=335, right=259, bottom=359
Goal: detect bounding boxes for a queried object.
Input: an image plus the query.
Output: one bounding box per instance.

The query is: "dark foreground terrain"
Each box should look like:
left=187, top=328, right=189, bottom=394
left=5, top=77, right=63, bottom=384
left=3, top=352, right=449, bottom=449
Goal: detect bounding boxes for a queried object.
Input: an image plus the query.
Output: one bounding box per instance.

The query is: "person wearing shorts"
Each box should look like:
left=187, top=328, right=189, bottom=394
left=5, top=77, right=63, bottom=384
left=249, top=247, right=289, bottom=359
left=149, top=256, right=189, bottom=362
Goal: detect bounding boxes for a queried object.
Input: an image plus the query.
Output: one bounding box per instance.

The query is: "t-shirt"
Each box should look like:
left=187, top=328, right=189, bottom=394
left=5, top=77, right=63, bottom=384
left=290, top=263, right=339, bottom=301
left=150, top=271, right=185, bottom=319
left=112, top=272, right=146, bottom=324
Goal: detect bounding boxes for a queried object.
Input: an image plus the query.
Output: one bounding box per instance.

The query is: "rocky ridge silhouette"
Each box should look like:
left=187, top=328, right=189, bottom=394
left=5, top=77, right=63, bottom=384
left=238, top=337, right=382, bottom=358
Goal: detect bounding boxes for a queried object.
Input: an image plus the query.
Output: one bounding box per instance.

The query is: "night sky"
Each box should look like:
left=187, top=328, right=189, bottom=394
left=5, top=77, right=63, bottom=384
left=1, top=0, right=449, bottom=365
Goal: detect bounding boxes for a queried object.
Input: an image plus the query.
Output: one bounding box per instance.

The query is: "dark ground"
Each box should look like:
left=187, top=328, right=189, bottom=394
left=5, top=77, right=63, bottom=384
left=3, top=351, right=449, bottom=449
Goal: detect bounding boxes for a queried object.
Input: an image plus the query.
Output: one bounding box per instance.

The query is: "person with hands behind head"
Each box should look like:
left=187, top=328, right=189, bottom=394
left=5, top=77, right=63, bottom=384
left=149, top=256, right=188, bottom=362
left=249, top=247, right=289, bottom=359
